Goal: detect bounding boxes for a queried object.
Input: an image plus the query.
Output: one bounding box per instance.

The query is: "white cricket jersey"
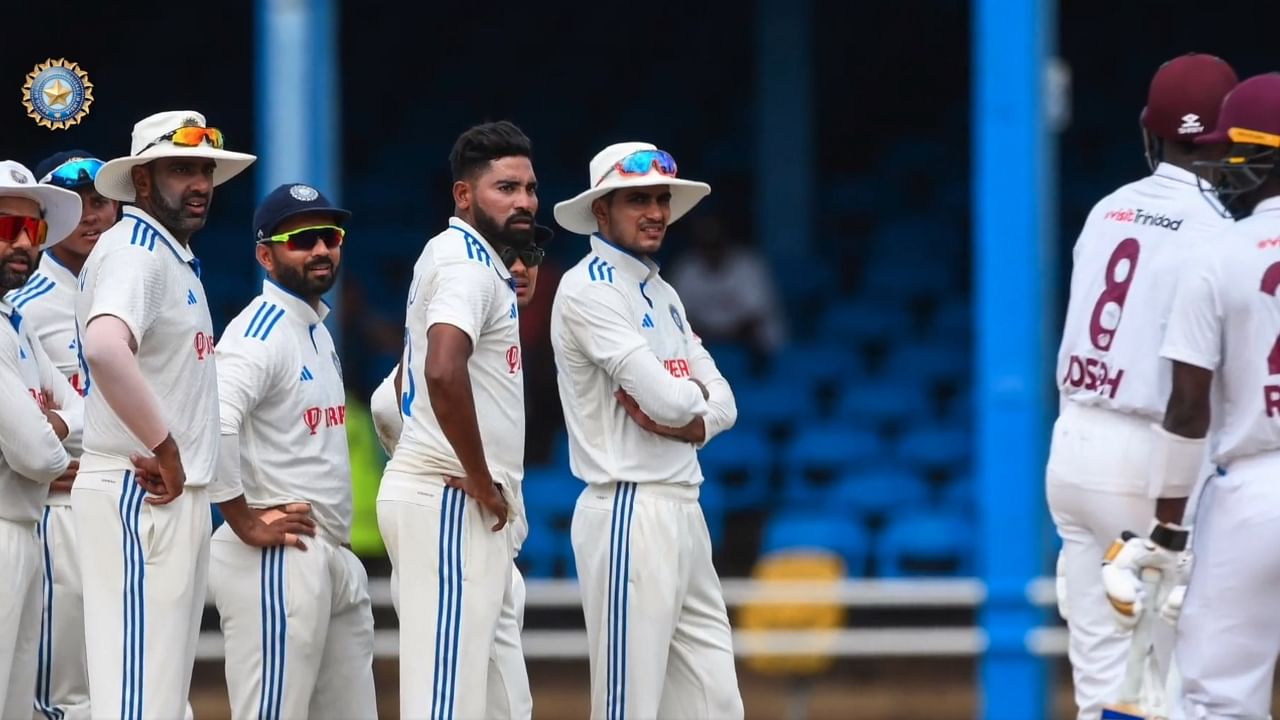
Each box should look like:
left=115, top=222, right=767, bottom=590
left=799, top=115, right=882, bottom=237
left=212, top=280, right=352, bottom=545
left=76, top=207, right=219, bottom=485
left=1161, top=197, right=1280, bottom=465
left=1056, top=163, right=1231, bottom=419
left=384, top=218, right=525, bottom=485
left=550, top=235, right=719, bottom=487
left=6, top=252, right=82, bottom=391
left=0, top=299, right=82, bottom=523
left=6, top=252, right=83, bottom=508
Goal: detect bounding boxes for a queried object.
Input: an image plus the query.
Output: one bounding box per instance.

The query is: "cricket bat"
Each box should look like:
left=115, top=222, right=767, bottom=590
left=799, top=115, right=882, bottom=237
left=1101, top=567, right=1166, bottom=720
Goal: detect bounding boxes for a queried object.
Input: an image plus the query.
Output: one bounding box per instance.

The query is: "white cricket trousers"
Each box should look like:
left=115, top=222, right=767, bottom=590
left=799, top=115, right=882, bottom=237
left=377, top=472, right=516, bottom=720
left=1046, top=403, right=1175, bottom=720
left=208, top=524, right=377, bottom=720
left=571, top=481, right=744, bottom=720
left=34, top=500, right=90, bottom=720
left=388, top=559, right=532, bottom=719
left=0, top=517, right=41, bottom=720
left=71, top=471, right=210, bottom=720
left=1177, top=451, right=1280, bottom=719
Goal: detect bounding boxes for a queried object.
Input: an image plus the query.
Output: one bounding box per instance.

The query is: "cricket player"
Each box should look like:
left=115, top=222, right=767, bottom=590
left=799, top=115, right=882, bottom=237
left=205, top=183, right=376, bottom=719
left=550, top=142, right=743, bottom=719
left=74, top=111, right=255, bottom=719
left=372, top=221, right=554, bottom=720
left=377, top=120, right=538, bottom=719
left=1045, top=54, right=1237, bottom=719
left=8, top=150, right=117, bottom=720
left=1104, top=72, right=1280, bottom=719
left=0, top=160, right=83, bottom=720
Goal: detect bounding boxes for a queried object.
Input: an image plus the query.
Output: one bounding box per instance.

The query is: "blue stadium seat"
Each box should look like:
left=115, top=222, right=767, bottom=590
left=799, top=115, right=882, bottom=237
left=895, top=425, right=971, bottom=475
left=734, top=383, right=819, bottom=433
left=831, top=467, right=930, bottom=523
left=928, top=302, right=971, bottom=343
left=816, top=297, right=914, bottom=347
left=765, top=342, right=864, bottom=389
left=697, top=427, right=774, bottom=512
left=701, top=342, right=753, bottom=384
left=700, top=477, right=728, bottom=551
left=882, top=340, right=970, bottom=387
left=835, top=381, right=934, bottom=428
left=517, top=517, right=576, bottom=579
left=521, top=465, right=582, bottom=533
left=760, top=511, right=870, bottom=576
left=875, top=510, right=974, bottom=577
left=782, top=424, right=884, bottom=505
left=937, top=474, right=973, bottom=514
left=864, top=217, right=964, bottom=268
left=861, top=259, right=958, bottom=304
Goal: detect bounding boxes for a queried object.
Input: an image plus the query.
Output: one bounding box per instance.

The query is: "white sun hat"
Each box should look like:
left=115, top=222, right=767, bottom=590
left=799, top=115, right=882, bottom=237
left=94, top=110, right=257, bottom=202
left=553, top=142, right=711, bottom=236
left=0, top=160, right=85, bottom=249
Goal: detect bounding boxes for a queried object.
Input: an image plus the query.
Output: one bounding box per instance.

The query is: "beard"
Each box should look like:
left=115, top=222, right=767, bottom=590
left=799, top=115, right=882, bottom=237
left=150, top=184, right=210, bottom=234
left=274, top=255, right=338, bottom=299
left=472, top=205, right=535, bottom=251
left=0, top=247, right=35, bottom=291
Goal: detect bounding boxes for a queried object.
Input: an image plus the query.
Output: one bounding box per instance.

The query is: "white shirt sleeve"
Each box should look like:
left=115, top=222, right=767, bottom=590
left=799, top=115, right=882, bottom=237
left=562, top=282, right=708, bottom=427
left=1160, top=253, right=1223, bottom=371
left=83, top=245, right=167, bottom=344
left=211, top=336, right=282, bottom=502
left=687, top=335, right=737, bottom=447
left=370, top=366, right=402, bottom=456
left=423, top=260, right=497, bottom=347
left=0, top=340, right=69, bottom=483
left=35, top=338, right=82, bottom=456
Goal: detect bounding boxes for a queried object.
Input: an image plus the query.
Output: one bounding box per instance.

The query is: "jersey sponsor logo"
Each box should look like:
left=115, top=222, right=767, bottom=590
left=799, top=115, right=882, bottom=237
left=1062, top=354, right=1124, bottom=399
left=1102, top=208, right=1183, bottom=231
left=303, top=404, right=346, bottom=435
left=588, top=257, right=616, bottom=283
left=193, top=331, right=215, bottom=360
left=663, top=358, right=692, bottom=378
left=1257, top=236, right=1280, bottom=250
left=300, top=366, right=314, bottom=382
left=69, top=372, right=82, bottom=396
left=509, top=302, right=517, bottom=320
left=186, top=289, right=198, bottom=305
left=641, top=313, right=655, bottom=328
left=1178, top=113, right=1204, bottom=135
left=27, top=387, right=47, bottom=409
left=506, top=345, right=522, bottom=375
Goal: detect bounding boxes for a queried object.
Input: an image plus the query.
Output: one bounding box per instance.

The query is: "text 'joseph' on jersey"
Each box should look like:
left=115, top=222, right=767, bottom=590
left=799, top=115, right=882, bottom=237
left=5, top=251, right=83, bottom=393
left=1162, top=197, right=1280, bottom=465
left=212, top=279, right=353, bottom=545
left=1056, top=163, right=1231, bottom=419
left=386, top=217, right=525, bottom=484
left=551, top=235, right=733, bottom=487
left=75, top=207, right=219, bottom=484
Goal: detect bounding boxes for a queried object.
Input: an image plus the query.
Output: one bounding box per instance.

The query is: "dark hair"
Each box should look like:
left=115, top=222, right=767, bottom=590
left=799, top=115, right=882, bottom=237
left=448, top=121, right=533, bottom=182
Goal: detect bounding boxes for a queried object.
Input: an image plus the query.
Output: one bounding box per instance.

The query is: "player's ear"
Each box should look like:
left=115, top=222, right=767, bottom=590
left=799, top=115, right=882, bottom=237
left=591, top=195, right=610, bottom=226
left=452, top=179, right=471, bottom=212
left=130, top=165, right=151, bottom=199
left=255, top=243, right=274, bottom=274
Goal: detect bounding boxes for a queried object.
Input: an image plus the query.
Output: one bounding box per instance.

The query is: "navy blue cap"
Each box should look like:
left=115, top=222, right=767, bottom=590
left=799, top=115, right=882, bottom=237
left=253, top=183, right=351, bottom=240
left=34, top=149, right=101, bottom=187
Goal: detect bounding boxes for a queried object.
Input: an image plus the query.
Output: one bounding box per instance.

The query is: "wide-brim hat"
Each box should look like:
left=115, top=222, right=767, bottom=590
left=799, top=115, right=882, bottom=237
left=553, top=142, right=710, bottom=236
left=95, top=110, right=257, bottom=202
left=0, top=160, right=84, bottom=249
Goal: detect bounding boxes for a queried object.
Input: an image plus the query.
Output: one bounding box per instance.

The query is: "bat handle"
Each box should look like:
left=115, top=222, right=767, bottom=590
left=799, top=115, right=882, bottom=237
left=1117, top=567, right=1163, bottom=703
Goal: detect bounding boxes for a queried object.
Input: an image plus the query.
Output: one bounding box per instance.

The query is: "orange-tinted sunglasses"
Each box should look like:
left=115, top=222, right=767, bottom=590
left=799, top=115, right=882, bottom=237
left=141, top=126, right=225, bottom=153
left=0, top=216, right=48, bottom=247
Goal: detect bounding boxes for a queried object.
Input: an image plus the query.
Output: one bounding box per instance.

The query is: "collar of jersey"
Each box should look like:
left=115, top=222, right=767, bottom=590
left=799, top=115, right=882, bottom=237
left=0, top=297, right=14, bottom=323
left=1253, top=196, right=1280, bottom=216
left=448, top=216, right=512, bottom=281
left=262, top=277, right=328, bottom=324
left=1153, top=162, right=1199, bottom=188
left=122, top=207, right=195, bottom=264
left=40, top=250, right=77, bottom=286
left=590, top=234, right=657, bottom=282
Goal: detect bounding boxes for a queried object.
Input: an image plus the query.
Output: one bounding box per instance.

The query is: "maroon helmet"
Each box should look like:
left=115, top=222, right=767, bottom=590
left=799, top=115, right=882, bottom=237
left=1194, top=74, right=1280, bottom=218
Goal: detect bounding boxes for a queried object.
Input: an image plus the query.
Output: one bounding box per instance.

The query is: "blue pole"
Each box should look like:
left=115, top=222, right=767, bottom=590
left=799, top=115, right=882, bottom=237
left=973, top=0, right=1054, bottom=717
left=255, top=0, right=341, bottom=345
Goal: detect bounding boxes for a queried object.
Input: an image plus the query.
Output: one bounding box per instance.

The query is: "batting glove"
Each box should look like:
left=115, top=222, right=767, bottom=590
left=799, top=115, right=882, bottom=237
left=1100, top=522, right=1189, bottom=629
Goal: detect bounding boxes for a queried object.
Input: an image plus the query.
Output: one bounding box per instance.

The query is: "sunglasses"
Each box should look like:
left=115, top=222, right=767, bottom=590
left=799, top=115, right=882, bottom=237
left=260, top=225, right=345, bottom=252
left=595, top=149, right=678, bottom=187
left=40, top=158, right=104, bottom=189
left=0, top=215, right=48, bottom=247
left=141, top=126, right=225, bottom=153
left=498, top=244, right=546, bottom=269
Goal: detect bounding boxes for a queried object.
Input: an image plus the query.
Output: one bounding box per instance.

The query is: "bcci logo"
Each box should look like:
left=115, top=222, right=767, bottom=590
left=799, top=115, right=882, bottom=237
left=22, top=59, right=94, bottom=130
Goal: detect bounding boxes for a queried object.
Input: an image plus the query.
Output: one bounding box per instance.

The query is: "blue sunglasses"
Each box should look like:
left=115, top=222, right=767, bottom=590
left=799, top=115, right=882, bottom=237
left=40, top=158, right=104, bottom=189
left=594, top=150, right=678, bottom=187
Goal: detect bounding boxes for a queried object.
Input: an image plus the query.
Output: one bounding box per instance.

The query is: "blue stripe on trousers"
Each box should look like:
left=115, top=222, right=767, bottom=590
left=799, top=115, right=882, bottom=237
left=430, top=486, right=465, bottom=720
left=120, top=473, right=145, bottom=720
left=607, top=482, right=637, bottom=720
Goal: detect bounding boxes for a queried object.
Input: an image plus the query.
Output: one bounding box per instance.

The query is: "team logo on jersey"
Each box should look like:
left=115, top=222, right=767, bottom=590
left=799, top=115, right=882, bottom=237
left=1178, top=113, right=1204, bottom=135
left=22, top=59, right=93, bottom=130
left=668, top=304, right=685, bottom=332
left=506, top=345, right=522, bottom=375
left=1102, top=208, right=1182, bottom=231
left=331, top=350, right=342, bottom=377
left=193, top=331, right=215, bottom=360
left=303, top=404, right=347, bottom=435
left=289, top=184, right=320, bottom=202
